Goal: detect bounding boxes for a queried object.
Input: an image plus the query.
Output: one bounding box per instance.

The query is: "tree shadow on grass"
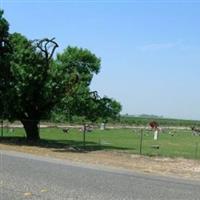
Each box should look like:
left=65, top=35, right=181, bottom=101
left=0, top=137, right=136, bottom=153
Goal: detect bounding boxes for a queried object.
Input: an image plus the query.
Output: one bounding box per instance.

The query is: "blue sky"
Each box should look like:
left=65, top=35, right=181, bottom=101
left=1, top=0, right=200, bottom=120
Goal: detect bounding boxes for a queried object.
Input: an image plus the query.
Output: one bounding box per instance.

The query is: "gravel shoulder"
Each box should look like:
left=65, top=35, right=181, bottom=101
left=0, top=143, right=200, bottom=181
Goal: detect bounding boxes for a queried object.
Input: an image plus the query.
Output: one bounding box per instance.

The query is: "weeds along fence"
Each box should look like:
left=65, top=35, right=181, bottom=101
left=0, top=120, right=200, bottom=159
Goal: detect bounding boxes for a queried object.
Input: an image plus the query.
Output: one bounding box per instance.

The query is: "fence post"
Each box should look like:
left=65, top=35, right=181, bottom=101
left=1, top=120, right=3, bottom=137
left=139, top=129, right=143, bottom=155
left=83, top=124, right=86, bottom=150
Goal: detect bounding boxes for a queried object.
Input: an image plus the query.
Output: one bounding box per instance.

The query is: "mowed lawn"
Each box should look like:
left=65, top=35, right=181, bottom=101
left=2, top=127, right=200, bottom=159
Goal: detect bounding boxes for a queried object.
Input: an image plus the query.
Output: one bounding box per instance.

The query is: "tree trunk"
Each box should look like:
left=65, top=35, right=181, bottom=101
left=21, top=119, right=40, bottom=141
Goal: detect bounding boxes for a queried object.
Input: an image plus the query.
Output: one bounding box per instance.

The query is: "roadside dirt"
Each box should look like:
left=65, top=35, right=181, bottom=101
left=0, top=143, right=200, bottom=180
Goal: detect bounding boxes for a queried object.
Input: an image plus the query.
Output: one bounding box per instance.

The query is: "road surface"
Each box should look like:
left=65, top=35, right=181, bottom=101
left=0, top=150, right=200, bottom=200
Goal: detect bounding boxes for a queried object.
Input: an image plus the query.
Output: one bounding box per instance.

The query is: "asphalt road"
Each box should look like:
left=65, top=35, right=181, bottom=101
left=0, top=150, right=200, bottom=200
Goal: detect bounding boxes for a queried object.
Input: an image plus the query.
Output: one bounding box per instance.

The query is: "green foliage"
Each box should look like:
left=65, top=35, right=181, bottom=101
left=53, top=47, right=121, bottom=123
left=52, top=46, right=101, bottom=122
left=98, top=97, right=122, bottom=122
left=0, top=10, right=9, bottom=39
left=8, top=33, right=48, bottom=119
left=56, top=46, right=100, bottom=85
left=6, top=36, right=107, bottom=123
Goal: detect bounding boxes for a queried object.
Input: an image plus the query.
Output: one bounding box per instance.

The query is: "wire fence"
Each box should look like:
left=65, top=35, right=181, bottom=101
left=0, top=120, right=200, bottom=159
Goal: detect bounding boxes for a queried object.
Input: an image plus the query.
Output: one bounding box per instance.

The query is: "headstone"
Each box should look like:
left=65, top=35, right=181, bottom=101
left=100, top=123, right=105, bottom=130
left=154, top=130, right=158, bottom=140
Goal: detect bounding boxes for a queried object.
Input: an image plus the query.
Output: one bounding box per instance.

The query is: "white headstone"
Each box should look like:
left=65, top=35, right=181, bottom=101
left=154, top=130, right=158, bottom=140
left=100, top=123, right=105, bottom=130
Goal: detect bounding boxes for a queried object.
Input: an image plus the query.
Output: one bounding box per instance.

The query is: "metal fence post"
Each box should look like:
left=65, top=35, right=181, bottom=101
left=139, top=129, right=143, bottom=155
left=83, top=124, right=86, bottom=150
left=1, top=120, right=3, bottom=137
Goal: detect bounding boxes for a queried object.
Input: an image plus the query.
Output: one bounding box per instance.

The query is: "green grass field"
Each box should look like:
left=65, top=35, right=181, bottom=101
left=1, top=127, right=200, bottom=159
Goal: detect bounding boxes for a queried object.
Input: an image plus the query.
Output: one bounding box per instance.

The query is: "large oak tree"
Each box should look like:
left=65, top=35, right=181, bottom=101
left=0, top=10, right=121, bottom=141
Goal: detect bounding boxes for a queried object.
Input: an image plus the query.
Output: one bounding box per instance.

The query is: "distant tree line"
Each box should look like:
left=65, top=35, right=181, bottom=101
left=119, top=116, right=200, bottom=127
